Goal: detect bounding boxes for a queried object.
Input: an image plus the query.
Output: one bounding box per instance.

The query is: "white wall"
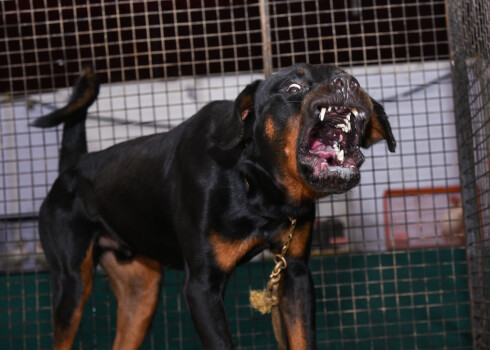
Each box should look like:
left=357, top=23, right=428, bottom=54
left=0, top=61, right=459, bottom=251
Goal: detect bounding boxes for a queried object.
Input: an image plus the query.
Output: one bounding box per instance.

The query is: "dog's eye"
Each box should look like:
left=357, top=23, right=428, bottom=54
left=286, top=83, right=302, bottom=93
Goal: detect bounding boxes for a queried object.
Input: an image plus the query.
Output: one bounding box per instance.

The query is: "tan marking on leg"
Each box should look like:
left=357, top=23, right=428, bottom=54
left=100, top=253, right=162, bottom=350
left=54, top=243, right=95, bottom=350
left=272, top=307, right=288, bottom=350
left=273, top=284, right=308, bottom=350
left=285, top=318, right=307, bottom=350
left=210, top=232, right=265, bottom=272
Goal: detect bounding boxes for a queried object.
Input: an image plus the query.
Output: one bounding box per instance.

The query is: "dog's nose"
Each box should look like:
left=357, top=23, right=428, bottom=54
left=332, top=73, right=359, bottom=96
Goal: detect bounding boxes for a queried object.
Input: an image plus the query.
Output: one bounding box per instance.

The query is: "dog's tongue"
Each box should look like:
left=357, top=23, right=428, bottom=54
left=309, top=139, right=336, bottom=159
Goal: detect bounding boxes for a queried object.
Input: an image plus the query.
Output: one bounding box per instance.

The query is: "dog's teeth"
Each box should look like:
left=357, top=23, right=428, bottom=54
left=319, top=107, right=326, bottom=121
left=336, top=123, right=349, bottom=133
left=338, top=150, right=344, bottom=162
left=328, top=106, right=333, bottom=112
left=351, top=108, right=358, bottom=117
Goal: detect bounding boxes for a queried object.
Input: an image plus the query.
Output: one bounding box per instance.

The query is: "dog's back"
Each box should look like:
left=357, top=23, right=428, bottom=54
left=34, top=64, right=395, bottom=349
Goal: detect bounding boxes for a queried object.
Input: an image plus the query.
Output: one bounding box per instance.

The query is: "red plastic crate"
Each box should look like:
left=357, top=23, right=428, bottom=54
left=384, top=187, right=465, bottom=249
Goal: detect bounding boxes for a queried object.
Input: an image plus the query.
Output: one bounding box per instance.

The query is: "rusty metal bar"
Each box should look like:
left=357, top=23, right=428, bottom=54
left=259, top=0, right=273, bottom=78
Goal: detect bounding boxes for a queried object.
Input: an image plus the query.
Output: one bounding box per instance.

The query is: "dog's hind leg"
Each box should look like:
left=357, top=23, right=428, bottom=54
left=37, top=195, right=99, bottom=350
left=99, top=251, right=162, bottom=350
left=47, top=241, right=96, bottom=350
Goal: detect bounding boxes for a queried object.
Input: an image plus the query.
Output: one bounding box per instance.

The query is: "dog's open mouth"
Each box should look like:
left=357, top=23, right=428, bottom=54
left=298, top=104, right=365, bottom=193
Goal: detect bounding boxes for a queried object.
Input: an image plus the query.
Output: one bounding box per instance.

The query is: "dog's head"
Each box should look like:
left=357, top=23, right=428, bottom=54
left=214, top=63, right=396, bottom=202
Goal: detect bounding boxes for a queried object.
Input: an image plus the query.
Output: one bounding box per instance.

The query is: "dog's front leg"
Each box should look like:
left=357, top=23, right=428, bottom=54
left=183, top=265, right=235, bottom=349
left=273, top=258, right=317, bottom=350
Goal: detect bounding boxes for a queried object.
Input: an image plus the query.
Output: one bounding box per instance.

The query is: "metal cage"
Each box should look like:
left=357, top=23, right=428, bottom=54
left=0, top=0, right=488, bottom=349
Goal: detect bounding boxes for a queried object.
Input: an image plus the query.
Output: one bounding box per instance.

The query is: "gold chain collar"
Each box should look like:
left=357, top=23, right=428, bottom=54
left=250, top=217, right=297, bottom=314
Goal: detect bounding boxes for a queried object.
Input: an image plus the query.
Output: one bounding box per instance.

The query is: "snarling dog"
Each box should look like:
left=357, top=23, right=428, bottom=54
left=33, top=64, right=395, bottom=349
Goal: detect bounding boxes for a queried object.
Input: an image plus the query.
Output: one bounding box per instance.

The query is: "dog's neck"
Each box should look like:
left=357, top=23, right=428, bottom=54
left=239, top=159, right=314, bottom=221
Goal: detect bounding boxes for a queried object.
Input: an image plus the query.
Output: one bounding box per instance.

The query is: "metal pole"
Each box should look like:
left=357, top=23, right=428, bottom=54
left=446, top=0, right=486, bottom=348
left=259, top=0, right=273, bottom=78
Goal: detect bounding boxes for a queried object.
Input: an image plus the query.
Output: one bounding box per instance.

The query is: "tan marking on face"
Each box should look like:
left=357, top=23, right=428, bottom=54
left=358, top=87, right=374, bottom=110
left=355, top=88, right=388, bottom=147
left=364, top=114, right=387, bottom=146
left=210, top=232, right=265, bottom=272
left=265, top=115, right=276, bottom=141
left=279, top=115, right=319, bottom=203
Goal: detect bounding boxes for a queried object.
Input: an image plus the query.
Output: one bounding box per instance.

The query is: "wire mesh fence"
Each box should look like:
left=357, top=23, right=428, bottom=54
left=0, top=0, right=487, bottom=349
left=447, top=0, right=490, bottom=348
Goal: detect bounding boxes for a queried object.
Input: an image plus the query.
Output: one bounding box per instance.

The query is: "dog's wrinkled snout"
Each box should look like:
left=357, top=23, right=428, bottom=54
left=332, top=73, right=359, bottom=98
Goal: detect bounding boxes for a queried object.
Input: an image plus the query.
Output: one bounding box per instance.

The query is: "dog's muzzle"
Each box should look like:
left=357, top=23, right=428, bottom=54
left=296, top=73, right=369, bottom=193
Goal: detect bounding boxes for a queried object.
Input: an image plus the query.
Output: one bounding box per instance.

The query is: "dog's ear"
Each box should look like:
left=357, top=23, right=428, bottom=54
left=214, top=80, right=262, bottom=150
left=361, top=98, right=396, bottom=152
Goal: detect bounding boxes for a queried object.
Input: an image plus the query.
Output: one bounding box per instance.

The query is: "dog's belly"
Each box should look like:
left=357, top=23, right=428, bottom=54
left=96, top=209, right=185, bottom=269
left=97, top=229, right=185, bottom=269
left=130, top=233, right=184, bottom=270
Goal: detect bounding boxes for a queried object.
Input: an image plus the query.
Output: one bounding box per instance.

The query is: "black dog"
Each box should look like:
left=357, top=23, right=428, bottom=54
left=33, top=64, right=395, bottom=349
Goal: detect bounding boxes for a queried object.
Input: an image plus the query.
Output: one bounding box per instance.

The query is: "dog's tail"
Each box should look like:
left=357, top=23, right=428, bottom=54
left=32, top=67, right=100, bottom=173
